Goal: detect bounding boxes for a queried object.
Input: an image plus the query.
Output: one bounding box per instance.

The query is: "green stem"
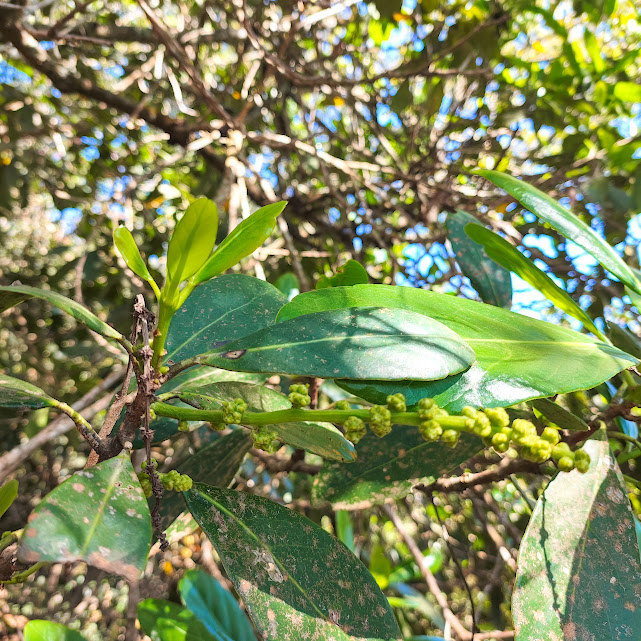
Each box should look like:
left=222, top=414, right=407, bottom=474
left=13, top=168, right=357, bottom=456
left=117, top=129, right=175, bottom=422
left=51, top=400, right=103, bottom=452
left=150, top=402, right=471, bottom=430
left=0, top=531, right=18, bottom=553
left=151, top=301, right=173, bottom=370
left=3, top=561, right=47, bottom=584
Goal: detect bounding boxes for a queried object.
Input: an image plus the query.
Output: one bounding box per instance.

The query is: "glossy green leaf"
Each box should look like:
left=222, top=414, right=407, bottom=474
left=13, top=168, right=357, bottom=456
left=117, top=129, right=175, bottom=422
left=177, top=381, right=355, bottom=461
left=201, top=307, right=475, bottom=382
left=156, top=428, right=252, bottom=533
left=166, top=274, right=286, bottom=365
left=18, top=453, right=152, bottom=581
left=312, top=427, right=480, bottom=509
left=446, top=211, right=512, bottom=308
left=317, top=260, right=369, bottom=289
left=513, top=430, right=641, bottom=639
left=607, top=323, right=641, bottom=360
left=179, top=569, right=255, bottom=641
left=529, top=398, right=590, bottom=432
left=0, top=374, right=57, bottom=410
left=166, top=198, right=218, bottom=289
left=277, top=285, right=637, bottom=410
left=113, top=225, right=157, bottom=293
left=185, top=485, right=401, bottom=641
left=477, top=170, right=641, bottom=295
left=465, top=223, right=603, bottom=337
left=138, top=599, right=220, bottom=641
left=24, top=620, right=88, bottom=641
left=192, top=202, right=286, bottom=285
left=0, top=479, right=19, bottom=519
left=0, top=284, right=125, bottom=342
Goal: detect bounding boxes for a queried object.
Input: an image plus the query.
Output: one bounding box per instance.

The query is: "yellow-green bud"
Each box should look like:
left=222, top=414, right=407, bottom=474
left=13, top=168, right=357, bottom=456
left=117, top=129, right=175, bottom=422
left=485, top=407, right=510, bottom=429
left=335, top=400, right=351, bottom=411
left=551, top=442, right=572, bottom=462
left=541, top=427, right=560, bottom=444
left=558, top=456, right=575, bottom=472
left=289, top=384, right=311, bottom=408
left=386, top=393, right=406, bottom=412
left=344, top=416, right=367, bottom=444
left=419, top=419, right=443, bottom=442
left=369, top=405, right=392, bottom=437
left=178, top=420, right=190, bottom=432
left=442, top=429, right=460, bottom=448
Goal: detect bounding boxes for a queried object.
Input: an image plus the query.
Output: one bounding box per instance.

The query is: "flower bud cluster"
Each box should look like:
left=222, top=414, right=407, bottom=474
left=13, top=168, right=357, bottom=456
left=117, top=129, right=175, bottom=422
left=344, top=416, right=367, bottom=444
left=159, top=469, right=193, bottom=492
left=288, top=383, right=311, bottom=408
left=138, top=460, right=192, bottom=497
left=221, top=398, right=248, bottom=424
left=369, top=405, right=392, bottom=437
left=252, top=426, right=281, bottom=453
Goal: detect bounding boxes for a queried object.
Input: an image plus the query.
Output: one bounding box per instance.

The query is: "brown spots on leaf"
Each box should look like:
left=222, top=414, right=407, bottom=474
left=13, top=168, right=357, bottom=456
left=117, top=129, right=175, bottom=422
left=72, top=483, right=85, bottom=493
left=222, top=349, right=247, bottom=359
left=25, top=528, right=37, bottom=538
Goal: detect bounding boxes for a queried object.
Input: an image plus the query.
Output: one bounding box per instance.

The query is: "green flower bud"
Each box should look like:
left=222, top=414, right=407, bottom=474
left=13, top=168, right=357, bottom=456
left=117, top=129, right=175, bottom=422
left=472, top=413, right=492, bottom=438
left=289, top=384, right=311, bottom=408
left=541, top=427, right=560, bottom=444
left=222, top=398, right=248, bottom=424
left=369, top=405, right=392, bottom=437
left=485, top=407, right=510, bottom=429
left=344, top=416, right=367, bottom=444
left=512, top=419, right=536, bottom=438
left=442, top=429, right=460, bottom=448
left=149, top=409, right=157, bottom=421
left=419, top=419, right=443, bottom=442
left=491, top=432, right=509, bottom=452
left=335, top=400, right=351, bottom=411
left=461, top=406, right=477, bottom=419
left=575, top=457, right=590, bottom=474
left=386, top=393, right=406, bottom=412
left=208, top=422, right=225, bottom=431
left=178, top=420, right=190, bottom=432
left=574, top=448, right=590, bottom=463
left=252, top=426, right=280, bottom=453
left=552, top=442, right=572, bottom=462
left=532, top=440, right=553, bottom=463
left=418, top=398, right=436, bottom=411
left=139, top=477, right=152, bottom=498
left=558, top=456, right=575, bottom=472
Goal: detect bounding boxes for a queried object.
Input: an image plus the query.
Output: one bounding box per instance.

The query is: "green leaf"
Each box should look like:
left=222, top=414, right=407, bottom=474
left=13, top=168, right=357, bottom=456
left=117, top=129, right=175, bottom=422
left=200, top=307, right=475, bottom=382
left=312, top=427, right=480, bottom=509
left=607, top=323, right=641, bottom=360
left=177, top=381, right=356, bottom=461
left=614, top=81, right=641, bottom=103
left=18, top=453, right=152, bottom=581
left=529, top=398, right=590, bottom=432
left=317, top=260, right=369, bottom=289
left=113, top=225, right=158, bottom=295
left=477, top=170, right=641, bottom=295
left=166, top=198, right=218, bottom=289
left=138, top=599, right=221, bottom=641
left=277, top=286, right=637, bottom=410
left=192, top=202, right=286, bottom=285
left=0, top=374, right=57, bottom=410
left=156, top=428, right=252, bottom=533
left=465, top=223, right=603, bottom=337
left=513, top=430, right=641, bottom=639
left=179, top=569, right=255, bottom=641
left=446, top=211, right=512, bottom=308
left=0, top=284, right=125, bottom=342
left=24, top=620, right=88, bottom=641
left=184, top=485, right=402, bottom=641
left=0, top=479, right=19, bottom=519
left=584, top=30, right=605, bottom=74
left=166, top=274, right=286, bottom=365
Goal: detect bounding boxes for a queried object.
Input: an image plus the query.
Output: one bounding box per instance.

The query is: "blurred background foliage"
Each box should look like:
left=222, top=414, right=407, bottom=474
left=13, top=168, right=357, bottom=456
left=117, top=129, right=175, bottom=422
left=0, top=0, right=640, bottom=639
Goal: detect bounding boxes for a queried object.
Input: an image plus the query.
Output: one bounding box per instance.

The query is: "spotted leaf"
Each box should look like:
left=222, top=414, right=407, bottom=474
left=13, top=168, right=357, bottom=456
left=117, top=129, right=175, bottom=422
left=513, top=429, right=641, bottom=639
left=18, top=453, right=152, bottom=581
left=312, top=427, right=481, bottom=510
left=185, top=485, right=401, bottom=641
